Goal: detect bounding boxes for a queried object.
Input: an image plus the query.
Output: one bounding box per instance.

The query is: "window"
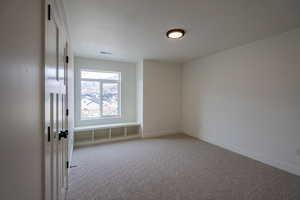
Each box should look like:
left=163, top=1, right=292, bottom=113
left=80, top=70, right=121, bottom=120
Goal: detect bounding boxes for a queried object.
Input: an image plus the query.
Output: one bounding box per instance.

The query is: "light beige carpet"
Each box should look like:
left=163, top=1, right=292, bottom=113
left=67, top=134, right=300, bottom=200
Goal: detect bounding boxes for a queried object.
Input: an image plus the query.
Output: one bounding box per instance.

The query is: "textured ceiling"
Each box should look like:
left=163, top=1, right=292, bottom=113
left=64, top=0, right=300, bottom=63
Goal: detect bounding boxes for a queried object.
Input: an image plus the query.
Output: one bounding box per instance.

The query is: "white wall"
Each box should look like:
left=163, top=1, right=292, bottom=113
left=182, top=28, right=300, bottom=176
left=0, top=0, right=43, bottom=199
left=74, top=57, right=137, bottom=126
left=136, top=60, right=144, bottom=131
left=143, top=60, right=182, bottom=137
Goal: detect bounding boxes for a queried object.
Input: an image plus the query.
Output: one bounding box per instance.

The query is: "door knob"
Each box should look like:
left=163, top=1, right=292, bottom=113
left=59, top=130, right=68, bottom=140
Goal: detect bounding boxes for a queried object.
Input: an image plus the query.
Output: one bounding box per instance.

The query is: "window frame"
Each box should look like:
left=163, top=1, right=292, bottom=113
left=79, top=68, right=122, bottom=121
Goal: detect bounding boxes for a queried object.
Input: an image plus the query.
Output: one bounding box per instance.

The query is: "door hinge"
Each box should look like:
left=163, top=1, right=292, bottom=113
left=65, top=56, right=69, bottom=63
left=47, top=126, right=51, bottom=142
left=66, top=109, right=69, bottom=116
left=47, top=4, right=51, bottom=21
left=66, top=161, right=69, bottom=169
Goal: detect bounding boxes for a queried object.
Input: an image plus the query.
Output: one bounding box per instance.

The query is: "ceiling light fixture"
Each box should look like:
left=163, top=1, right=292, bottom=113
left=166, top=28, right=185, bottom=39
left=100, top=51, right=112, bottom=55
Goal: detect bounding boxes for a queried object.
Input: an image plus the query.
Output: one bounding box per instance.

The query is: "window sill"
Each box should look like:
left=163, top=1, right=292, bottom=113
left=80, top=115, right=121, bottom=121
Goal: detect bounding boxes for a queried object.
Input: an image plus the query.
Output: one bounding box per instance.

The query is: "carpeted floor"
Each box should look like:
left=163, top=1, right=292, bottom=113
left=67, top=134, right=300, bottom=200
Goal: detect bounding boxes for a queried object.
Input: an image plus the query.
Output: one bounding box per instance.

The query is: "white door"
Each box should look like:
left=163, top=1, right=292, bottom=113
left=45, top=2, right=69, bottom=200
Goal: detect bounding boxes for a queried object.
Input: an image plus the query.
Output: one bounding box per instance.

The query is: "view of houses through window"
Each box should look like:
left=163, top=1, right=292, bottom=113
left=80, top=70, right=120, bottom=120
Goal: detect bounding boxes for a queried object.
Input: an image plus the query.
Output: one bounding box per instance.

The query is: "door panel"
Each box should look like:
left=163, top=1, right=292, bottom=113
left=53, top=93, right=58, bottom=200
left=45, top=2, right=69, bottom=200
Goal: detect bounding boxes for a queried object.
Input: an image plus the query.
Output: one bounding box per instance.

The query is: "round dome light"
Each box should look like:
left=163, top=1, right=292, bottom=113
left=166, top=28, right=185, bottom=39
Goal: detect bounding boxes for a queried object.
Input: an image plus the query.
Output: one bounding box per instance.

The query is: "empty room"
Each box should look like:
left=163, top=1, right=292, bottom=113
left=1, top=0, right=300, bottom=200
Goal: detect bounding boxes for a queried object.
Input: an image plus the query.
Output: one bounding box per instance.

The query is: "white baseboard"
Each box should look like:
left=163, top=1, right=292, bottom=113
left=142, top=130, right=181, bottom=138
left=185, top=133, right=300, bottom=177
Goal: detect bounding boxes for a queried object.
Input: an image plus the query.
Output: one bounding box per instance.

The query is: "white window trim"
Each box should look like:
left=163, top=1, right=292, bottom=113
left=78, top=68, right=122, bottom=122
